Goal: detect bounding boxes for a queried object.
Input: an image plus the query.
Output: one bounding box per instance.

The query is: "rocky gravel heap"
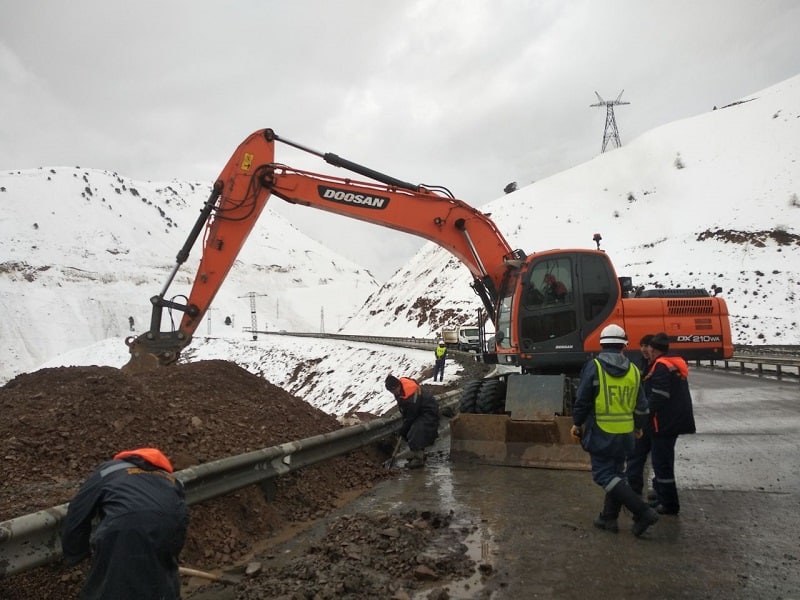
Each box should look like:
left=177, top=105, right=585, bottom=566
left=0, top=355, right=491, bottom=599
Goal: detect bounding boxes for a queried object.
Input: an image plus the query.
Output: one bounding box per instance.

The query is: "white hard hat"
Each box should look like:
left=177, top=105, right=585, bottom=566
left=438, top=339, right=445, bottom=345
left=599, top=324, right=628, bottom=346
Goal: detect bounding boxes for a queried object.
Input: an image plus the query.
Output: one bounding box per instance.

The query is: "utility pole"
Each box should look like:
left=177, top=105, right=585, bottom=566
left=238, top=292, right=268, bottom=340
left=591, top=90, right=630, bottom=153
left=320, top=307, right=325, bottom=334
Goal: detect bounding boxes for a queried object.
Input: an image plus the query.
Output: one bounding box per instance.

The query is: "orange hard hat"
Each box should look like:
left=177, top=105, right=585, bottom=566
left=114, top=447, right=174, bottom=473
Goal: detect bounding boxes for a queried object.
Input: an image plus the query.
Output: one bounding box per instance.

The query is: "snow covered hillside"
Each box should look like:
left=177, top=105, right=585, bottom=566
left=0, top=172, right=379, bottom=381
left=343, top=75, right=800, bottom=346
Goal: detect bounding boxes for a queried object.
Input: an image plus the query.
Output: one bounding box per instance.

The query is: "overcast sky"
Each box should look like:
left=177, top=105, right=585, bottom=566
left=2, top=0, right=799, bottom=279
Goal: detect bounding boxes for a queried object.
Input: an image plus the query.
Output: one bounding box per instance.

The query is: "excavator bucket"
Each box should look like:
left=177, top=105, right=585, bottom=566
left=121, top=335, right=183, bottom=374
left=121, top=351, right=161, bottom=375
left=449, top=374, right=590, bottom=471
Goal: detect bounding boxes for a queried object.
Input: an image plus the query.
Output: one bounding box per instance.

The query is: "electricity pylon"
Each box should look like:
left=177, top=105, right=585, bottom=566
left=591, top=90, right=630, bottom=153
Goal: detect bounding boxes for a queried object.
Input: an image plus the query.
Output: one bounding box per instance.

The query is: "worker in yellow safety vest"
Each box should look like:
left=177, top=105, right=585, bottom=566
left=571, top=324, right=659, bottom=538
left=432, top=340, right=447, bottom=382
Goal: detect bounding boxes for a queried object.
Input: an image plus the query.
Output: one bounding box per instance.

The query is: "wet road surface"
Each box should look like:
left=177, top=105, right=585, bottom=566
left=195, top=370, right=800, bottom=599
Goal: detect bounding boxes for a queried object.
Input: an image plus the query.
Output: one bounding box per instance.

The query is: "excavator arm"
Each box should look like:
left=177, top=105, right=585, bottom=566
left=124, top=128, right=521, bottom=371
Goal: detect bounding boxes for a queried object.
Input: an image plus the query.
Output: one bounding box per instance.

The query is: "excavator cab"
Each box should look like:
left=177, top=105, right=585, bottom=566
left=483, top=248, right=730, bottom=372
left=450, top=248, right=732, bottom=470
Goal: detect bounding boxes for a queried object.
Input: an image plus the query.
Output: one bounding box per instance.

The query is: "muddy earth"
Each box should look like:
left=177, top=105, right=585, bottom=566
left=4, top=358, right=798, bottom=599
left=0, top=354, right=491, bottom=599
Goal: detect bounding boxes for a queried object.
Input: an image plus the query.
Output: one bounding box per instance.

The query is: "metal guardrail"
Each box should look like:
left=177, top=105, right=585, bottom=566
left=699, top=354, right=800, bottom=382
left=0, top=389, right=461, bottom=579
left=264, top=331, right=439, bottom=351
left=283, top=332, right=800, bottom=383
left=257, top=332, right=800, bottom=366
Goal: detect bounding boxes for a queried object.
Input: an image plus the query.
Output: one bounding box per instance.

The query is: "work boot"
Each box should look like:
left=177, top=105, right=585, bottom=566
left=631, top=506, right=659, bottom=536
left=609, top=481, right=659, bottom=537
left=655, top=481, right=680, bottom=515
left=656, top=504, right=680, bottom=516
left=405, top=450, right=425, bottom=469
left=592, top=493, right=621, bottom=533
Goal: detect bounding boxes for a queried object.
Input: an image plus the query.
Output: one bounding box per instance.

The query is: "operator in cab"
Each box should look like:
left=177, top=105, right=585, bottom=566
left=385, top=374, right=440, bottom=469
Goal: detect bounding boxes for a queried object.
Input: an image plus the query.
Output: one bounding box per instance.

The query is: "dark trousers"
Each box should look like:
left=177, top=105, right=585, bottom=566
left=625, top=433, right=652, bottom=496
left=433, top=360, right=445, bottom=381
left=651, top=434, right=680, bottom=511
left=590, top=453, right=626, bottom=489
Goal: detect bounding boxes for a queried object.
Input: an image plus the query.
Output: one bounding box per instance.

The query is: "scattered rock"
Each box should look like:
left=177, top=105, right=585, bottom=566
left=234, top=510, right=474, bottom=599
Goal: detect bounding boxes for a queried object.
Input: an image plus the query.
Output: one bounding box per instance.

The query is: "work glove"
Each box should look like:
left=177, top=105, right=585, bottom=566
left=635, top=428, right=644, bottom=440
left=569, top=424, right=582, bottom=443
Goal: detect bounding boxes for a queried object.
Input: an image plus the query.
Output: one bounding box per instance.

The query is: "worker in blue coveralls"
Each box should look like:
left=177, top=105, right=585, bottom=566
left=61, top=447, right=189, bottom=600
left=571, top=324, right=659, bottom=537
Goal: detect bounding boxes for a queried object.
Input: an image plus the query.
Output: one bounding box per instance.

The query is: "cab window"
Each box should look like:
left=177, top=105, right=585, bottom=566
left=519, top=257, right=576, bottom=344
left=523, top=258, right=573, bottom=307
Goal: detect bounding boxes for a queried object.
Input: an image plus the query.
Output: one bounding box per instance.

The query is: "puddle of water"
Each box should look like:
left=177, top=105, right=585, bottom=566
left=437, top=526, right=497, bottom=600
left=408, top=453, right=498, bottom=599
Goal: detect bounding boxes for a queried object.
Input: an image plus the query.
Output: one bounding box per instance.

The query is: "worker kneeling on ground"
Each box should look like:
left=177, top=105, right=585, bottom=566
left=571, top=324, right=659, bottom=537
left=385, top=374, right=440, bottom=469
left=61, top=447, right=189, bottom=600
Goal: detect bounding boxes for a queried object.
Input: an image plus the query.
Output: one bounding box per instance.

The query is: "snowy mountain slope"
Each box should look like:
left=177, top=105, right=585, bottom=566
left=342, top=75, right=800, bottom=345
left=0, top=170, right=379, bottom=381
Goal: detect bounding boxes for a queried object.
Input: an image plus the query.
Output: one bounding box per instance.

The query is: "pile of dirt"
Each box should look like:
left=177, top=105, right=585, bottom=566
left=1, top=355, right=492, bottom=598
left=0, top=360, right=394, bottom=599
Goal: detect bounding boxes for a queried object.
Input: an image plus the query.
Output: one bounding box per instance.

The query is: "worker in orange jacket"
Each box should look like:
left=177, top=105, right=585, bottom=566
left=385, top=375, right=440, bottom=468
left=645, top=332, right=696, bottom=516
left=62, top=447, right=189, bottom=600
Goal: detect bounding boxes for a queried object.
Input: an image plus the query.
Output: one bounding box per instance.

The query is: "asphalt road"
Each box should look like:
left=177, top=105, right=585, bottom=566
left=188, top=369, right=800, bottom=599
left=290, top=369, right=800, bottom=599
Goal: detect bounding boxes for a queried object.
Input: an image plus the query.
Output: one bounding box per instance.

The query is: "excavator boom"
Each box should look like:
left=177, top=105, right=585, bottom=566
left=124, top=129, right=518, bottom=371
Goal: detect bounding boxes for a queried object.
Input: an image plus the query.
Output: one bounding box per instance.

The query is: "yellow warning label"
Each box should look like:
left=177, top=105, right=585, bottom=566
left=241, top=153, right=254, bottom=171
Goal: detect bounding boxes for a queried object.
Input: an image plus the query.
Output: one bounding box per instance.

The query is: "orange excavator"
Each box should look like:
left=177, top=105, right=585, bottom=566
left=125, top=128, right=733, bottom=469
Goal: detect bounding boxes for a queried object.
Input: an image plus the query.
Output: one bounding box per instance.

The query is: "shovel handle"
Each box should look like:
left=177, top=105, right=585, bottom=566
left=179, top=566, right=228, bottom=582
left=385, top=436, right=403, bottom=468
